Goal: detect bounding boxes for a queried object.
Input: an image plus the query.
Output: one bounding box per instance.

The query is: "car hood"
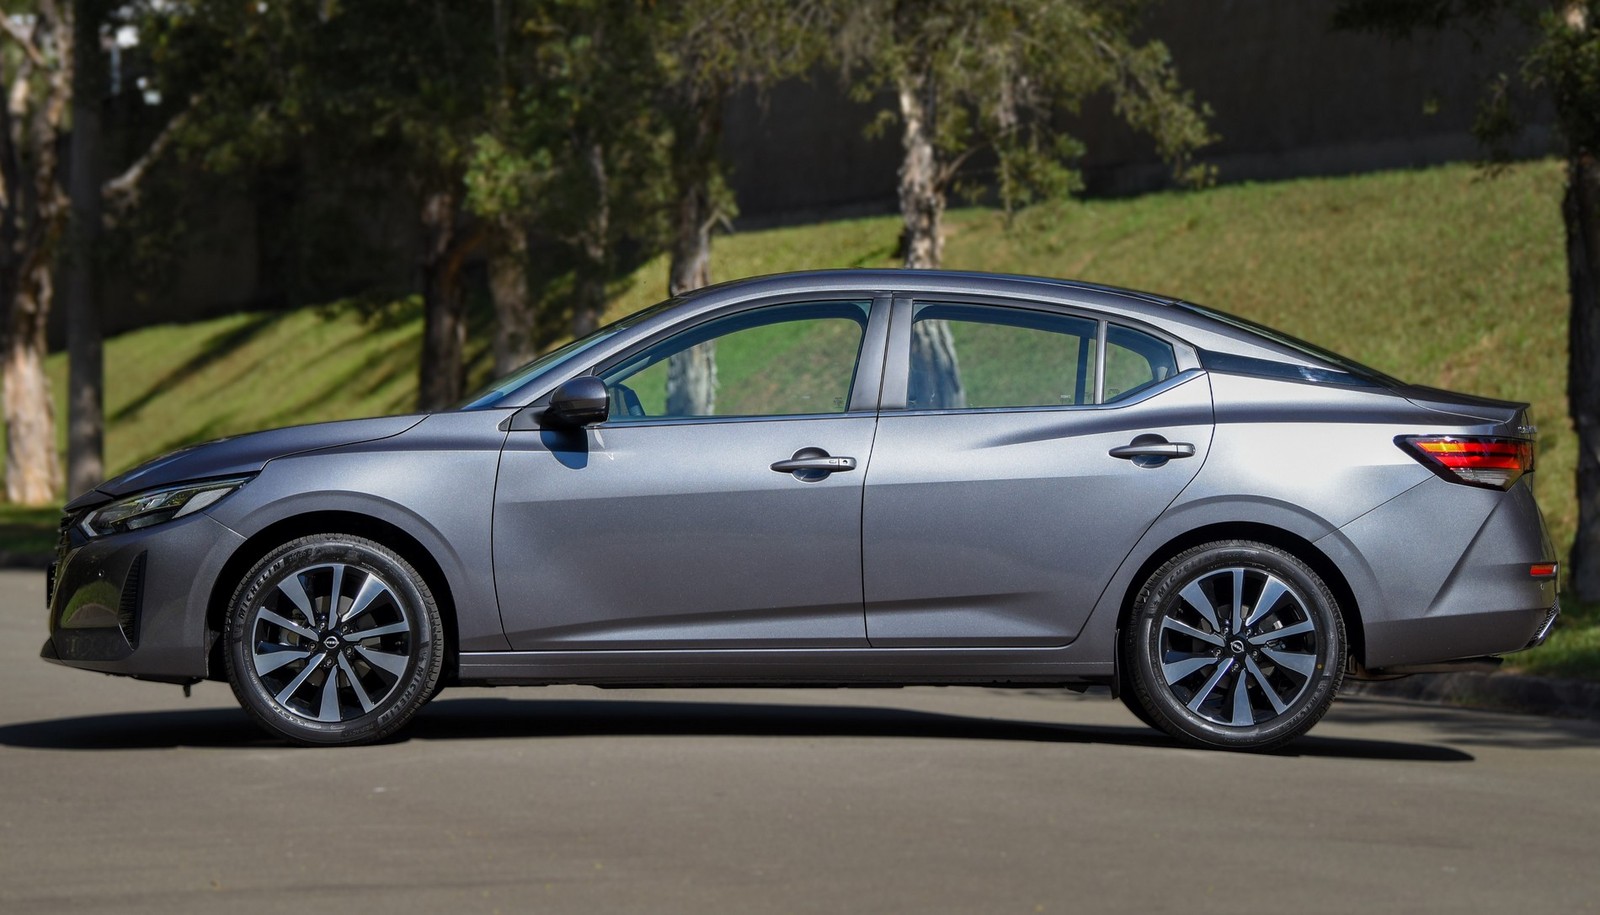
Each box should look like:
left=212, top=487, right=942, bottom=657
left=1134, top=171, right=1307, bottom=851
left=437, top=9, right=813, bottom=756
left=71, top=414, right=428, bottom=507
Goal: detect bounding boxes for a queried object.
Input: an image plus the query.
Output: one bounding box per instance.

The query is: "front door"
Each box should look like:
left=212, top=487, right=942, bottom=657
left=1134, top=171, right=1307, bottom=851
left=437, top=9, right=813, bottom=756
left=493, top=298, right=885, bottom=650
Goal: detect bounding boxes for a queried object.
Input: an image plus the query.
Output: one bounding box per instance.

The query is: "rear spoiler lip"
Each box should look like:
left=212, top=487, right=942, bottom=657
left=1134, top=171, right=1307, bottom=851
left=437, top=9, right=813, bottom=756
left=1397, top=384, right=1529, bottom=427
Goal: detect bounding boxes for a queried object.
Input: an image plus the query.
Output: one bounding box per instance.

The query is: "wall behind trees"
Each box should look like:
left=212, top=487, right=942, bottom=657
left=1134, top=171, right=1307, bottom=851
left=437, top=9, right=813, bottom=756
left=61, top=0, right=1548, bottom=337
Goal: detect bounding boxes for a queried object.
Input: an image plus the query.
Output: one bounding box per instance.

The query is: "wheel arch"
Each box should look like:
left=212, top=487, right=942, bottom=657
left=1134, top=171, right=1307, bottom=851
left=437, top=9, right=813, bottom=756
left=1115, top=521, right=1366, bottom=673
left=204, top=511, right=459, bottom=684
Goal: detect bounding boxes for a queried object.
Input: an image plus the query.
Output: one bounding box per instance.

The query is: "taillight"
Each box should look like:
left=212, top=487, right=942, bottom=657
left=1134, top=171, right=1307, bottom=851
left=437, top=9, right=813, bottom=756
left=1397, top=435, right=1534, bottom=490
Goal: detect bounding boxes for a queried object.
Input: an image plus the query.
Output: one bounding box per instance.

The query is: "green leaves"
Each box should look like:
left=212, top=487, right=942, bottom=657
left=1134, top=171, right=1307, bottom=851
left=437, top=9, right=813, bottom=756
left=839, top=0, right=1218, bottom=217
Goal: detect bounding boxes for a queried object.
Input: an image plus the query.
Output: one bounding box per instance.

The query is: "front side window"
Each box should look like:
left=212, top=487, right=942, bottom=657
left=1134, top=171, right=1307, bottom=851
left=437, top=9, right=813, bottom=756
left=598, top=301, right=870, bottom=421
left=908, top=303, right=1099, bottom=410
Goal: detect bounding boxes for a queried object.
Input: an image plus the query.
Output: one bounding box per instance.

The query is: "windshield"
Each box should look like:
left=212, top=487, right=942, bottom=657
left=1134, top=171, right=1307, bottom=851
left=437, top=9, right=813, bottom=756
left=1174, top=300, right=1404, bottom=387
left=457, top=299, right=681, bottom=410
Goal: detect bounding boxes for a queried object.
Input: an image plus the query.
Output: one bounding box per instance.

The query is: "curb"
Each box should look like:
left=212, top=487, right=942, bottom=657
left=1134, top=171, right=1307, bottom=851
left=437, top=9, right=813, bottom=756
left=1344, top=671, right=1600, bottom=722
left=0, top=552, right=51, bottom=570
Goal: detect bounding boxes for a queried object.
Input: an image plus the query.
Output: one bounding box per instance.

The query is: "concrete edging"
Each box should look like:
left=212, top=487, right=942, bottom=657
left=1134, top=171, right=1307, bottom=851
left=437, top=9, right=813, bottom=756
left=0, top=552, right=51, bottom=570
left=1344, top=671, right=1600, bottom=721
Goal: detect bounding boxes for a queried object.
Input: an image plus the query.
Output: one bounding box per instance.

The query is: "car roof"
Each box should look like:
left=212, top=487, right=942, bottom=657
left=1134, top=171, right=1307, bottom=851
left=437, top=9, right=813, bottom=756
left=683, top=268, right=1181, bottom=310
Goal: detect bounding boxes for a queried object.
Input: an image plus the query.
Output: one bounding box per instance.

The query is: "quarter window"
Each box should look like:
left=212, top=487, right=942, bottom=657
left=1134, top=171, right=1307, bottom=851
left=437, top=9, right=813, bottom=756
left=1104, top=325, right=1178, bottom=402
left=598, top=301, right=870, bottom=420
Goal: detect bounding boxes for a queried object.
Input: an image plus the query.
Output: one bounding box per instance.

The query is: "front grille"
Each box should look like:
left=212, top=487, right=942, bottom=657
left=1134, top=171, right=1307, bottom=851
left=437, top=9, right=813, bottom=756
left=47, top=513, right=74, bottom=610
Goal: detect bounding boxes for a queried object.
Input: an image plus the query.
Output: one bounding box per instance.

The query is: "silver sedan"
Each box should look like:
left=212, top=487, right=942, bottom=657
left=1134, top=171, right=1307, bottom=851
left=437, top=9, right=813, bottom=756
left=43, top=270, right=1560, bottom=750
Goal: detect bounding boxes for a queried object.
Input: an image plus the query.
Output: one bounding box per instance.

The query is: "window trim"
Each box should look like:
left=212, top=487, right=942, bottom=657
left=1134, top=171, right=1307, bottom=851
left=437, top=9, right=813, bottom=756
left=881, top=295, right=1195, bottom=414
left=574, top=294, right=891, bottom=426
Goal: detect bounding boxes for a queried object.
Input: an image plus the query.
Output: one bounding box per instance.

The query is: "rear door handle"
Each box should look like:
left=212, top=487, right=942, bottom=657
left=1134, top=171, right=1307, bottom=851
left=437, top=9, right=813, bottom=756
left=1109, top=435, right=1195, bottom=467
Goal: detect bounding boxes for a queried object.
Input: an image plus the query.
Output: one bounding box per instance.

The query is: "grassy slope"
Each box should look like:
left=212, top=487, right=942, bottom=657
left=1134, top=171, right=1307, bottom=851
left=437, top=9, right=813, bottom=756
left=5, top=159, right=1590, bottom=673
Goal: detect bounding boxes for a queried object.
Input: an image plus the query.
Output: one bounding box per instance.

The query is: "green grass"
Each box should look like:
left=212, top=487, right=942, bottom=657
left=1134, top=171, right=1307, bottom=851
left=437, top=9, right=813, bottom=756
left=5, top=157, right=1595, bottom=676
left=1509, top=598, right=1600, bottom=679
left=0, top=503, right=60, bottom=556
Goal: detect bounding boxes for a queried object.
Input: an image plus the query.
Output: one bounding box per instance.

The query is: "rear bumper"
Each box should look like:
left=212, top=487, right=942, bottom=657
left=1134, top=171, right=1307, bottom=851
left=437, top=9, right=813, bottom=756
left=1324, top=475, right=1558, bottom=669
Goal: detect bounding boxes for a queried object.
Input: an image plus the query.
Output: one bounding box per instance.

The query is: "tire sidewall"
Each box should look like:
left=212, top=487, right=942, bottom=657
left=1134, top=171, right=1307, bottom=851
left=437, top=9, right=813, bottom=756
left=1127, top=541, right=1345, bottom=751
left=225, top=535, right=440, bottom=746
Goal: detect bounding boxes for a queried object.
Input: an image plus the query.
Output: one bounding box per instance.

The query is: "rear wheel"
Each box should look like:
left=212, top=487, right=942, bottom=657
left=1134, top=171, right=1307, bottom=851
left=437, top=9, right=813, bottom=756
left=224, top=534, right=442, bottom=746
left=1121, top=540, right=1345, bottom=751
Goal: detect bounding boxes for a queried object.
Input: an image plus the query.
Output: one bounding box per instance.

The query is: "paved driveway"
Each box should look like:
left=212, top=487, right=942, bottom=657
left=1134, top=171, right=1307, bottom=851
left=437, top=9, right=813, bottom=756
left=3, top=570, right=1596, bottom=913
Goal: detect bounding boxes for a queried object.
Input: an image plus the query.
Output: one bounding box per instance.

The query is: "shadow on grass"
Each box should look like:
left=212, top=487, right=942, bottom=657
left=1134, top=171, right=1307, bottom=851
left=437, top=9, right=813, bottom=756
left=109, top=311, right=283, bottom=425
left=0, top=696, right=1471, bottom=762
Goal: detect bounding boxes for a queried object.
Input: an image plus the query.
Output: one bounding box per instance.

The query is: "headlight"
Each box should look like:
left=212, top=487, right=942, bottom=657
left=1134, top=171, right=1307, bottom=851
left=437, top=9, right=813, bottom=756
left=81, top=477, right=251, bottom=538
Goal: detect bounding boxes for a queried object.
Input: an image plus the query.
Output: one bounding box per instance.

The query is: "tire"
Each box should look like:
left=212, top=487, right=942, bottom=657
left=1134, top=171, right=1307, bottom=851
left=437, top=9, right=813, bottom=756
left=224, top=534, right=442, bottom=746
left=1115, top=654, right=1162, bottom=730
left=1120, top=540, right=1345, bottom=752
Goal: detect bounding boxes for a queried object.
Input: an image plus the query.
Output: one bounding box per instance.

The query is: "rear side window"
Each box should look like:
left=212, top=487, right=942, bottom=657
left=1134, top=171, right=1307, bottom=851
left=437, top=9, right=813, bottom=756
left=909, top=303, right=1099, bottom=410
left=1105, top=325, right=1178, bottom=402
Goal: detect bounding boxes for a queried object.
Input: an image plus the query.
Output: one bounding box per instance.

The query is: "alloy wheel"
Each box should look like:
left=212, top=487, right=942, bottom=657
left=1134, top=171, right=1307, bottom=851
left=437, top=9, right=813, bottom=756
left=247, top=561, right=415, bottom=724
left=1155, top=565, right=1321, bottom=728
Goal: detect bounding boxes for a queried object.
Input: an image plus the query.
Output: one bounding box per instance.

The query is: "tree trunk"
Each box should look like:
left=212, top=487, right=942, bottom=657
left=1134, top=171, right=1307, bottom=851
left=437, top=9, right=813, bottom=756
left=489, top=221, right=535, bottom=375
left=5, top=272, right=61, bottom=505
left=664, top=90, right=721, bottom=415
left=571, top=140, right=610, bottom=338
left=417, top=189, right=468, bottom=411
left=895, top=72, right=964, bottom=408
left=1, top=5, right=71, bottom=505
left=1565, top=152, right=1600, bottom=602
left=66, top=0, right=105, bottom=498
left=897, top=71, right=943, bottom=272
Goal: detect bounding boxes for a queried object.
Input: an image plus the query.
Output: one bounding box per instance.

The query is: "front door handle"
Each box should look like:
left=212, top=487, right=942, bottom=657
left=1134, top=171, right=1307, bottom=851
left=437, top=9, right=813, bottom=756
left=1109, top=434, right=1195, bottom=467
left=771, top=447, right=857, bottom=482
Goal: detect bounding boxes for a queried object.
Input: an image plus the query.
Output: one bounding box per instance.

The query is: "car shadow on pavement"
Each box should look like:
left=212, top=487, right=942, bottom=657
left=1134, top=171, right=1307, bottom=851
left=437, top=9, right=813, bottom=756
left=0, top=696, right=1473, bottom=761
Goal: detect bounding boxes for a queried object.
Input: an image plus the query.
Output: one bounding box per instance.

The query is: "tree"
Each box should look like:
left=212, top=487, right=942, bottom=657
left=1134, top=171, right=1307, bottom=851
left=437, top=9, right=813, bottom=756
left=1333, top=0, right=1600, bottom=602
left=839, top=0, right=1216, bottom=272
left=836, top=0, right=1215, bottom=407
left=467, top=0, right=670, bottom=356
left=63, top=0, right=103, bottom=499
left=2, top=1, right=71, bottom=505
left=653, top=0, right=828, bottom=414
left=143, top=1, right=503, bottom=411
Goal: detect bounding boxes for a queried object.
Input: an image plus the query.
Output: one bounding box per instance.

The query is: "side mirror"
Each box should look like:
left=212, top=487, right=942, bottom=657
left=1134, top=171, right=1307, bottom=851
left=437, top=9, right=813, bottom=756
left=543, top=375, right=610, bottom=428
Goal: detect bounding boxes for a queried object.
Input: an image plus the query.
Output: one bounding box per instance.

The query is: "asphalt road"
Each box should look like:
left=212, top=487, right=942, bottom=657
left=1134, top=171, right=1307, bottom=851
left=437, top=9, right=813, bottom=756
left=3, top=570, right=1598, bottom=914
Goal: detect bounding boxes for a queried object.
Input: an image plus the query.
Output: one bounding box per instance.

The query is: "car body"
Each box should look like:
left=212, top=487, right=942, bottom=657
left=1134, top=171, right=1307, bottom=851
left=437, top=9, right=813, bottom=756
left=43, top=269, right=1560, bottom=749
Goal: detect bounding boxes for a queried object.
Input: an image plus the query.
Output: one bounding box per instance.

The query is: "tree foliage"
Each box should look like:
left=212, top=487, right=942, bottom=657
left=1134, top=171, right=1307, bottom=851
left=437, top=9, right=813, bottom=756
left=837, top=0, right=1216, bottom=270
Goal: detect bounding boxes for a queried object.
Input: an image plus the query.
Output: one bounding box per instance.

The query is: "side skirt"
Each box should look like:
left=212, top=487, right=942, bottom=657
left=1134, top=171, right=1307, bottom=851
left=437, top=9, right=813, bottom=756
left=457, top=647, right=1114, bottom=688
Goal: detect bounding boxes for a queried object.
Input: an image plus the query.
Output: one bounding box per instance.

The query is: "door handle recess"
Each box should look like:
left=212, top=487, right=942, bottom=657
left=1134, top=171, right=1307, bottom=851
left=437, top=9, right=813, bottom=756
left=1109, top=435, right=1195, bottom=468
left=770, top=456, right=857, bottom=473
left=771, top=447, right=857, bottom=481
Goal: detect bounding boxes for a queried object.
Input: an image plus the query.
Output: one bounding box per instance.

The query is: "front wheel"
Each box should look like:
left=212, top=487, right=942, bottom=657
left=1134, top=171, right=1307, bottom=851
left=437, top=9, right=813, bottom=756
left=1121, top=541, right=1345, bottom=751
left=224, top=534, right=442, bottom=746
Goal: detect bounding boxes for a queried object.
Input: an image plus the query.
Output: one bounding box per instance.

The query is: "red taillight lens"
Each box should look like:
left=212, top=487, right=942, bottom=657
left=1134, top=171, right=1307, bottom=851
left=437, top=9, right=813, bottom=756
left=1397, top=435, right=1534, bottom=490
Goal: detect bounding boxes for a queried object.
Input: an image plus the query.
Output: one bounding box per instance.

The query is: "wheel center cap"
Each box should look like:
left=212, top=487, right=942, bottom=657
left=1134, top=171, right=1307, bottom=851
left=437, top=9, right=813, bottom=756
left=1229, top=639, right=1247, bottom=655
left=322, top=634, right=341, bottom=650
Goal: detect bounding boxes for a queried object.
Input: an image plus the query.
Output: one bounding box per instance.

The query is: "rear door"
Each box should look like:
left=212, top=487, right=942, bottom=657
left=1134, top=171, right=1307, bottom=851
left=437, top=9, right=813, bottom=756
left=862, top=297, right=1214, bottom=647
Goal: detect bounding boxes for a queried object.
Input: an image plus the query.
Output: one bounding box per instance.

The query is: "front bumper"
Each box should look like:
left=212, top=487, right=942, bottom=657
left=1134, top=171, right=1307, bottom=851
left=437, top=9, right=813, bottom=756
left=44, top=510, right=246, bottom=680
